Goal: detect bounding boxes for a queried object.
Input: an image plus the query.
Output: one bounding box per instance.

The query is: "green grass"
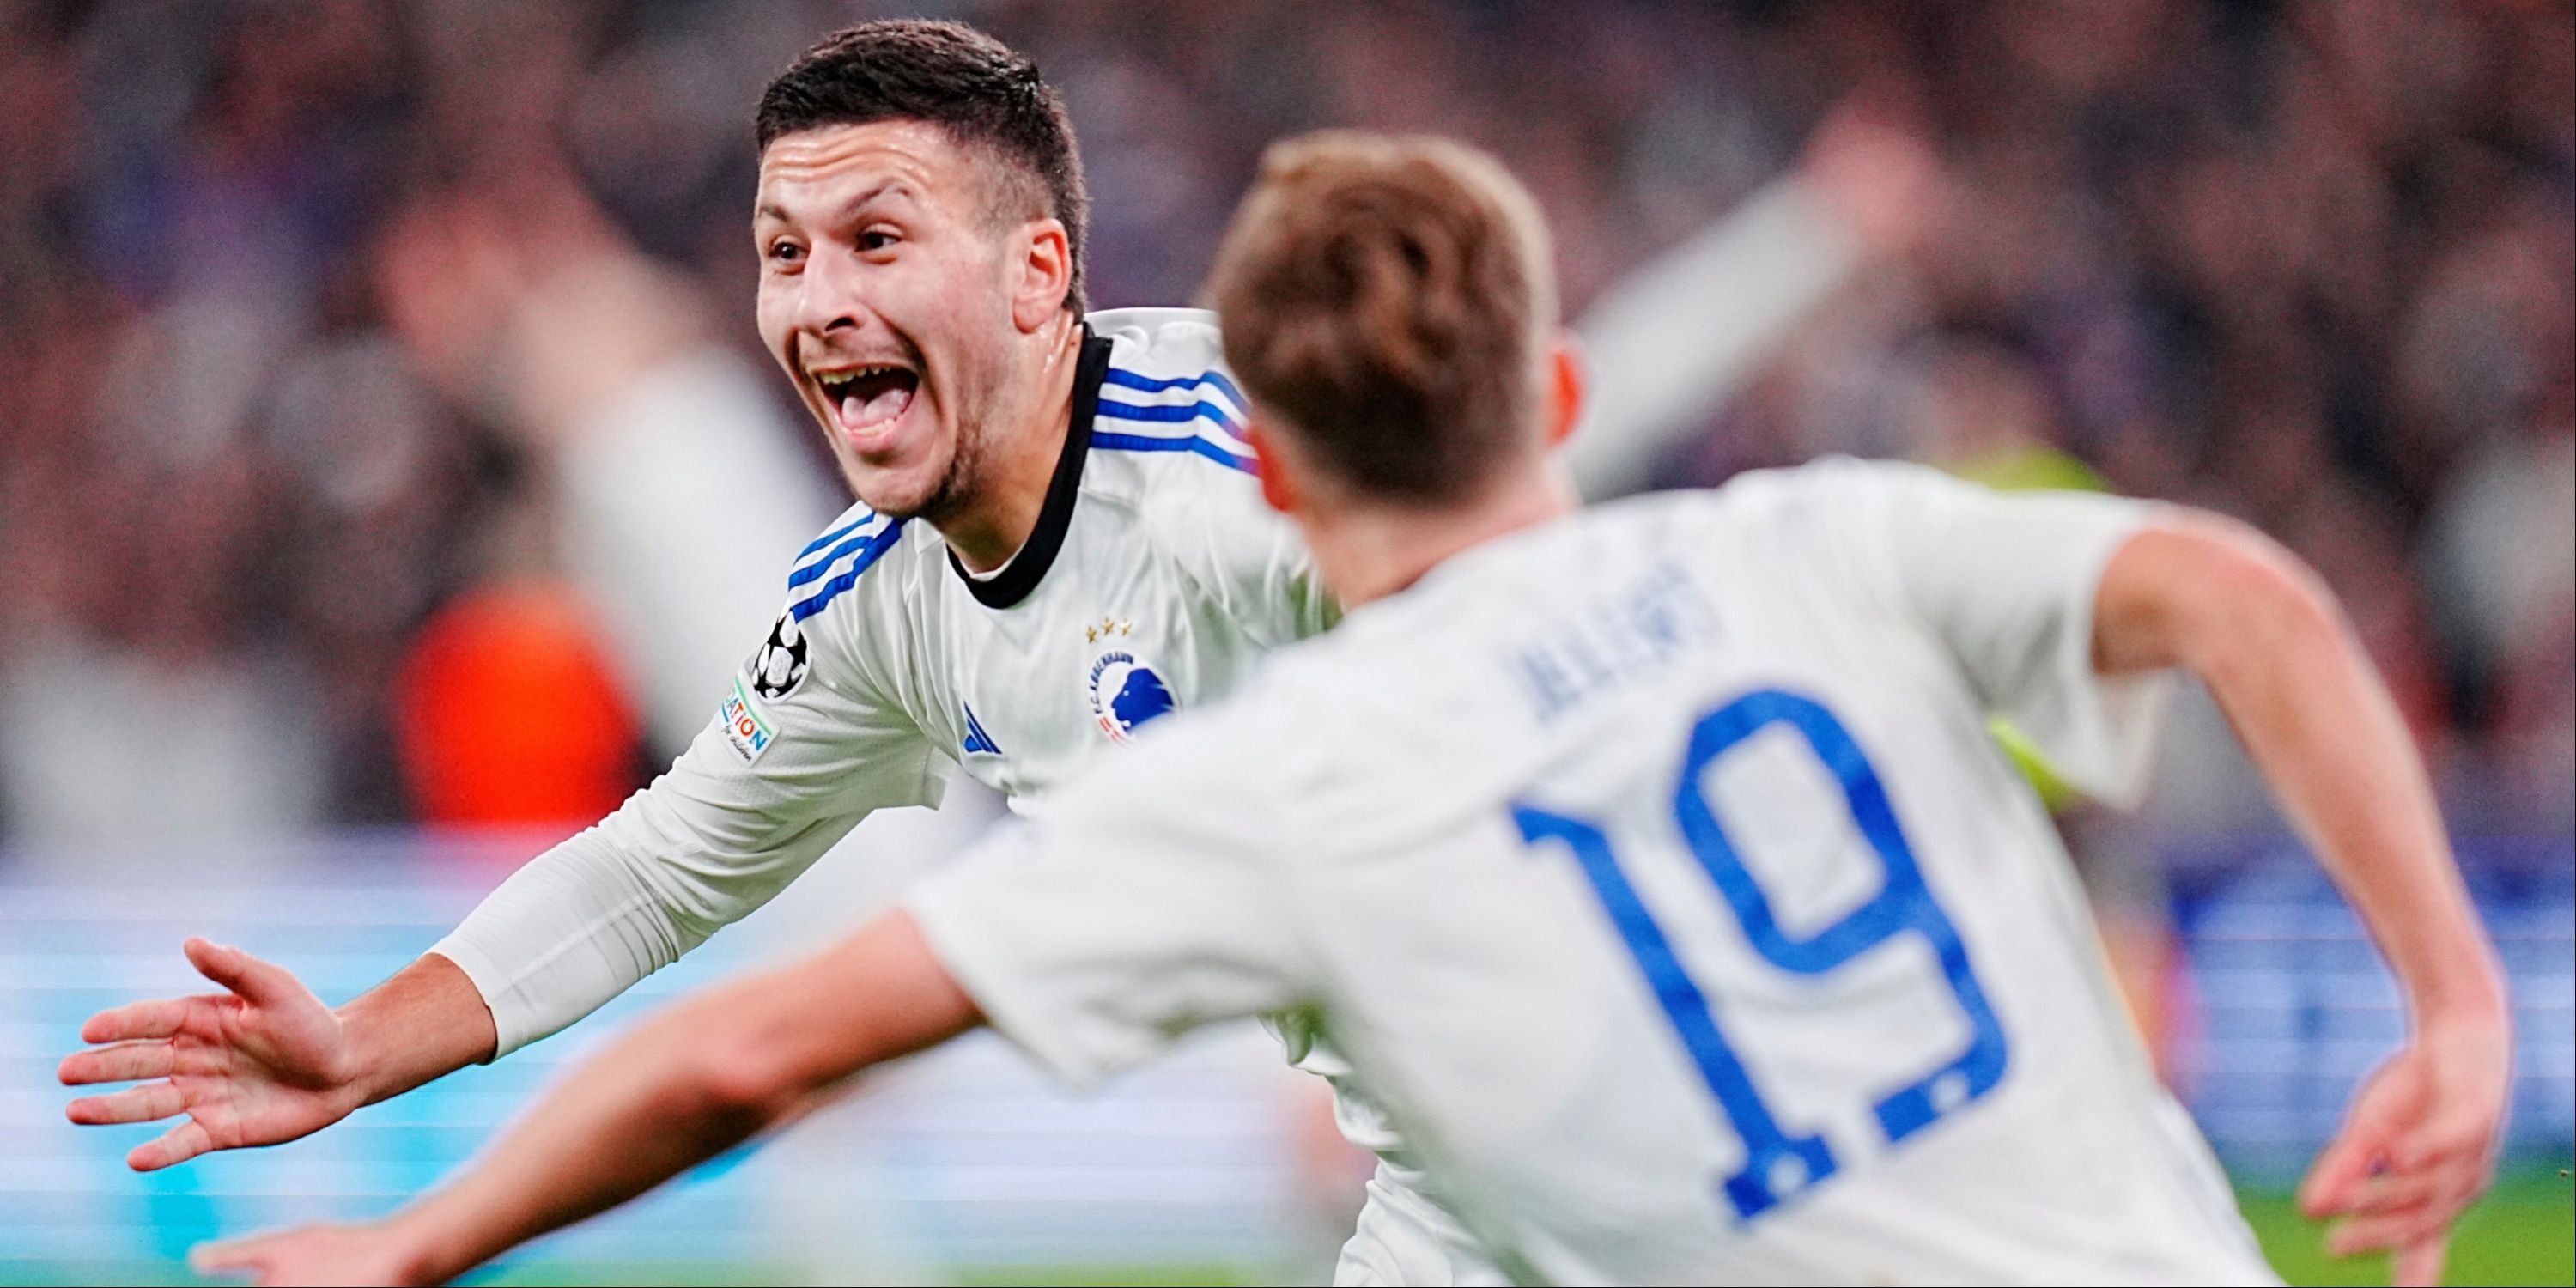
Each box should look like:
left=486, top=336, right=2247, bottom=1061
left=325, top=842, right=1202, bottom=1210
left=9, top=1180, right=2568, bottom=1286
left=2240, top=1174, right=2573, bottom=1287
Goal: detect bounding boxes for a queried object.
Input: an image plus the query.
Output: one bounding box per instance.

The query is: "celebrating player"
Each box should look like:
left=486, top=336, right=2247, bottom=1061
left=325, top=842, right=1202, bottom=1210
left=189, top=132, right=2507, bottom=1285
left=55, top=20, right=1522, bottom=1284
left=61, top=15, right=1943, bottom=1281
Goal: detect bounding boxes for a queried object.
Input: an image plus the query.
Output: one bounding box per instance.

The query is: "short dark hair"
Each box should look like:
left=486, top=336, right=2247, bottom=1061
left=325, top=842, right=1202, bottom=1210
left=1208, top=131, right=1557, bottom=505
left=756, top=21, right=1089, bottom=313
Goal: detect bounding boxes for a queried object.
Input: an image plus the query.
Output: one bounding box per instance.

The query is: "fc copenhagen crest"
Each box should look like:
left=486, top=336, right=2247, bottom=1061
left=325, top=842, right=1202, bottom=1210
left=1084, top=617, right=1176, bottom=743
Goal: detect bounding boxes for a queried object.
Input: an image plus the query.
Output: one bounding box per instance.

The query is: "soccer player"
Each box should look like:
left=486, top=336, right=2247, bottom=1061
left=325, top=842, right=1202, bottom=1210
left=58, top=21, right=1508, bottom=1285
left=190, top=132, right=2506, bottom=1286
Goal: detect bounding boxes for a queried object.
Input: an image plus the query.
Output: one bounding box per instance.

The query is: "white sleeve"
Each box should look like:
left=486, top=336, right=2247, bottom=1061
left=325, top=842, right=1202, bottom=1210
left=1819, top=459, right=2173, bottom=807
left=433, top=575, right=946, bottom=1057
left=1567, top=175, right=1862, bottom=501
left=902, top=709, right=1311, bottom=1087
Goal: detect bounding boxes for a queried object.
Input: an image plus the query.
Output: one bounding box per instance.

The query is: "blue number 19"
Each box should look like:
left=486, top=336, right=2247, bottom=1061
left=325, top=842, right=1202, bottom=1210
left=1512, top=688, right=2008, bottom=1222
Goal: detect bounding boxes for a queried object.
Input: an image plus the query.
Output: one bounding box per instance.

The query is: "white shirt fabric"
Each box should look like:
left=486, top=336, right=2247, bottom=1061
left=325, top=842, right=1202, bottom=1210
left=431, top=307, right=1328, bottom=1050
left=910, top=459, right=2275, bottom=1286
left=430, top=308, right=1510, bottom=1282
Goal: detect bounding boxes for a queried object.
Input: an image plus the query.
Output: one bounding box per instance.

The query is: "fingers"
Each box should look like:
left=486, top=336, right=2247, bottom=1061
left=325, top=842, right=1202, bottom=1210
left=191, top=1231, right=285, bottom=1279
left=130, top=1119, right=216, bottom=1173
left=2327, top=1169, right=2446, bottom=1218
left=58, top=1040, right=176, bottom=1087
left=2327, top=1206, right=2451, bottom=1259
left=185, top=938, right=300, bottom=1008
left=2391, top=1112, right=2496, bottom=1173
left=2391, top=1232, right=2449, bottom=1288
left=80, top=996, right=210, bottom=1045
left=65, top=1080, right=185, bottom=1126
left=189, top=1235, right=258, bottom=1275
left=2323, top=1163, right=2483, bottom=1255
left=2299, top=1120, right=2391, bottom=1217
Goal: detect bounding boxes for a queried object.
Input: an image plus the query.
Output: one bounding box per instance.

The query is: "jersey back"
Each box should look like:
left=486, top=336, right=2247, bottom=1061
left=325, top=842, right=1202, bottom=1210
left=914, top=460, right=2275, bottom=1285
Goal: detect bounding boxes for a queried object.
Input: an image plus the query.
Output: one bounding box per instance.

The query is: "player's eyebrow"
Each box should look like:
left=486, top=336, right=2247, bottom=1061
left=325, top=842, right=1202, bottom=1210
left=755, top=179, right=916, bottom=228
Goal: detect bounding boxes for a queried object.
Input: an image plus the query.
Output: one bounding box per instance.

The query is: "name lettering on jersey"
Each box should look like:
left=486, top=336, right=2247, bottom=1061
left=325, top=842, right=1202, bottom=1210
left=1510, top=560, right=1719, bottom=723
left=719, top=677, right=777, bottom=763
left=1084, top=617, right=1176, bottom=743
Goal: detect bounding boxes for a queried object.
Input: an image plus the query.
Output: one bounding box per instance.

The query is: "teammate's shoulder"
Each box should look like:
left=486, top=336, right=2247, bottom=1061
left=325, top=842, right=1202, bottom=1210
left=1679, top=454, right=1966, bottom=526
left=1084, top=307, right=1257, bottom=480
left=778, top=500, right=914, bottom=625
left=1087, top=306, right=1227, bottom=371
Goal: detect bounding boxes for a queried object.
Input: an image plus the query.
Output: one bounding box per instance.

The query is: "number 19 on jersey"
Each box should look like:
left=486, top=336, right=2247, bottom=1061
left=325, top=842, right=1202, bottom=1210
left=1512, top=689, right=2011, bottom=1221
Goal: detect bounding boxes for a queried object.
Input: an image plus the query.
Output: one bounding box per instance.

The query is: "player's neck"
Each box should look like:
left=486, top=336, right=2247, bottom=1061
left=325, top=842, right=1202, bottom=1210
left=1305, top=462, right=1581, bottom=609
left=937, top=317, right=1087, bottom=574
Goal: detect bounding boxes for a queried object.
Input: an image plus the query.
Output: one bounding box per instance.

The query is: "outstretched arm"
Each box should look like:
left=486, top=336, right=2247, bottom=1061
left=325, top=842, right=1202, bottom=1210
left=193, top=911, right=977, bottom=1287
left=2093, top=514, right=2511, bottom=1287
left=63, top=573, right=940, bottom=1167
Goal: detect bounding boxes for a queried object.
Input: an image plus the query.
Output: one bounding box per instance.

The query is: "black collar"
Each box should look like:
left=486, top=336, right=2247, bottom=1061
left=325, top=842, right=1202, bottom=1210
left=950, top=326, right=1113, bottom=609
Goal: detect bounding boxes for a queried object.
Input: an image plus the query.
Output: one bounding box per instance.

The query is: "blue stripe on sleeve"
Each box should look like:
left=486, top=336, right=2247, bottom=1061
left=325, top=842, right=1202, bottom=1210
left=795, top=514, right=870, bottom=562
left=787, top=519, right=898, bottom=589
left=1097, top=397, right=1246, bottom=438
left=787, top=522, right=905, bottom=621
left=1092, top=430, right=1255, bottom=474
left=1103, top=367, right=1249, bottom=414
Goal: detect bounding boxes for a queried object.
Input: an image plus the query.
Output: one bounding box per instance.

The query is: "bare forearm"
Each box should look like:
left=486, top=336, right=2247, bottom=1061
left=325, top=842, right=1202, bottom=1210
left=2196, top=596, right=2503, bottom=1021
left=376, top=914, right=978, bottom=1283
left=337, top=954, right=499, bottom=1107
left=391, top=993, right=777, bottom=1284
left=2099, top=521, right=2506, bottom=1026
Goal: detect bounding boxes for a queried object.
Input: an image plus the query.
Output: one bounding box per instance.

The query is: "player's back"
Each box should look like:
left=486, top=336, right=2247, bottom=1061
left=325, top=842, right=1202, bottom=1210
left=1237, top=461, right=2273, bottom=1285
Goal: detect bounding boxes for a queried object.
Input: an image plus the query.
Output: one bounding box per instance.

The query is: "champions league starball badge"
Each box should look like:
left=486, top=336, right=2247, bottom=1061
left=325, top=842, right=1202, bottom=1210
left=749, top=611, right=811, bottom=700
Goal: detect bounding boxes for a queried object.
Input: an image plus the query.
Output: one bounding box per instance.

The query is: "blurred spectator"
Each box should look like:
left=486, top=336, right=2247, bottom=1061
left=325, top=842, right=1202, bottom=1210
left=393, top=580, right=641, bottom=835
left=0, top=0, right=2566, bottom=850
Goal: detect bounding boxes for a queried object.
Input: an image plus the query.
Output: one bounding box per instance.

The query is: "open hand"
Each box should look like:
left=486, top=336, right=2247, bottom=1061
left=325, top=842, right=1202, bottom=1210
left=59, top=938, right=368, bottom=1170
left=192, top=1221, right=431, bottom=1287
left=2298, top=1012, right=2512, bottom=1285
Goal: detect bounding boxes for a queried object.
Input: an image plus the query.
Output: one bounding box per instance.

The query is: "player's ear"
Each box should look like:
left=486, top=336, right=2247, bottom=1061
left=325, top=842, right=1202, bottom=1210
left=1012, top=218, right=1072, bottom=332
left=1544, top=337, right=1588, bottom=449
left=1246, top=422, right=1298, bottom=515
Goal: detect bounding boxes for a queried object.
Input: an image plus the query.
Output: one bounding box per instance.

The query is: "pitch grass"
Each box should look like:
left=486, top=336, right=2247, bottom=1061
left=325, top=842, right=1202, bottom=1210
left=403, top=1182, right=2576, bottom=1286
left=2240, top=1173, right=2572, bottom=1287
left=8, top=1178, right=2566, bottom=1286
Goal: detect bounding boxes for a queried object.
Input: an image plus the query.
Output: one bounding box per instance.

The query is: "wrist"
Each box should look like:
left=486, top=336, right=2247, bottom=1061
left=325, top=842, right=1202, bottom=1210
left=326, top=1003, right=393, bottom=1109
left=377, top=1210, right=453, bottom=1288
left=383, top=1197, right=488, bottom=1287
left=2404, top=951, right=2510, bottom=1037
left=334, top=953, right=500, bottom=1109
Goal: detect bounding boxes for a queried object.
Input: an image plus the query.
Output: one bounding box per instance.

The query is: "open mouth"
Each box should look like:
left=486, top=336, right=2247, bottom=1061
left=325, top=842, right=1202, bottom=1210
left=811, top=364, right=920, bottom=443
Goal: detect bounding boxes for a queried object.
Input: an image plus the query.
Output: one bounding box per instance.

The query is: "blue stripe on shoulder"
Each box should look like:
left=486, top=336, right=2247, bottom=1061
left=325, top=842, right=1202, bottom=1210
left=787, top=516, right=899, bottom=589
left=1092, top=430, right=1255, bottom=474
left=796, top=514, right=870, bottom=561
left=1103, top=366, right=1249, bottom=413
left=1097, top=397, right=1246, bottom=438
left=787, top=521, right=904, bottom=621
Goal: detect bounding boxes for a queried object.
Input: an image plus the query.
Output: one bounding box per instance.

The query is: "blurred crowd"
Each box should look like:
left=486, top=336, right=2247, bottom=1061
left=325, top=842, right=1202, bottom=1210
left=0, top=0, right=2567, bottom=847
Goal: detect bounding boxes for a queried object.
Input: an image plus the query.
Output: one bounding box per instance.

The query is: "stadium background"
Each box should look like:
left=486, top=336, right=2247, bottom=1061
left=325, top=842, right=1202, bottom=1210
left=0, top=0, right=2567, bottom=1283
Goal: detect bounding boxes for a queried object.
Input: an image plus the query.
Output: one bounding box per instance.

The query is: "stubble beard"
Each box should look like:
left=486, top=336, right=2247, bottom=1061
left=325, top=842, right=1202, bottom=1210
left=902, top=426, right=987, bottom=528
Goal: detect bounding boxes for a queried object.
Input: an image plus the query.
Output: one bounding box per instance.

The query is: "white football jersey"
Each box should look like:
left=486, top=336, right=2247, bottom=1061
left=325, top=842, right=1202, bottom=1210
left=434, top=308, right=1328, bottom=1049
left=433, top=308, right=1504, bottom=1280
left=909, top=459, right=2277, bottom=1285
left=713, top=307, right=1332, bottom=813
